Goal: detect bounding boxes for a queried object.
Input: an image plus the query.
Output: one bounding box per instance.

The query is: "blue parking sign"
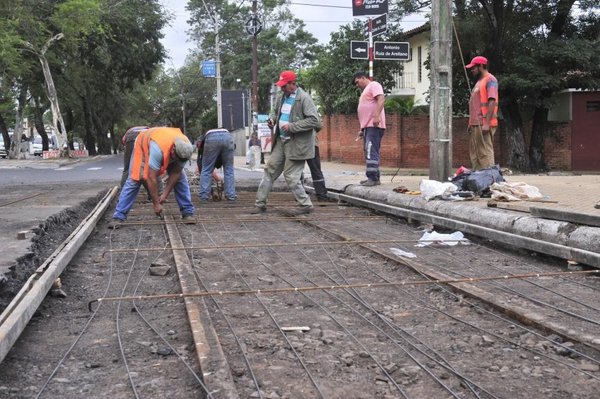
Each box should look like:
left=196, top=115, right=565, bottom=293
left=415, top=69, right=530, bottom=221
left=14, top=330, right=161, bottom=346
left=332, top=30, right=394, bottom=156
left=201, top=60, right=216, bottom=78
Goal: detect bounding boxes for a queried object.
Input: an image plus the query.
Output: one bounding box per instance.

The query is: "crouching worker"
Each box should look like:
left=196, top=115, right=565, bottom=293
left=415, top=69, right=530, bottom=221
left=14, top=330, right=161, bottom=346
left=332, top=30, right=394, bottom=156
left=109, top=127, right=195, bottom=229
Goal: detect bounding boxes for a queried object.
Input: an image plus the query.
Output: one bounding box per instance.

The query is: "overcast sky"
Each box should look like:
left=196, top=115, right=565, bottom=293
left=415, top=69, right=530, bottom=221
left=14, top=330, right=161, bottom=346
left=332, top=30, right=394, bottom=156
left=160, top=0, right=428, bottom=68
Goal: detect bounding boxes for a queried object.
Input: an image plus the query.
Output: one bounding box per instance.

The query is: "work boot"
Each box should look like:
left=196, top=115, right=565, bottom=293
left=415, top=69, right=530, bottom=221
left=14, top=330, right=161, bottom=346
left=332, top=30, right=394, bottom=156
left=182, top=215, right=196, bottom=225
left=250, top=206, right=267, bottom=215
left=107, top=219, right=124, bottom=229
left=288, top=206, right=314, bottom=216
left=595, top=201, right=600, bottom=209
left=360, top=179, right=380, bottom=187
left=316, top=196, right=336, bottom=203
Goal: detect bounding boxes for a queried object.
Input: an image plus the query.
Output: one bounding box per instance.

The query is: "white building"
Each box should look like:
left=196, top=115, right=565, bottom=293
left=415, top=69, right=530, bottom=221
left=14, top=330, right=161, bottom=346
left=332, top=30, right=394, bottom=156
left=390, top=23, right=430, bottom=105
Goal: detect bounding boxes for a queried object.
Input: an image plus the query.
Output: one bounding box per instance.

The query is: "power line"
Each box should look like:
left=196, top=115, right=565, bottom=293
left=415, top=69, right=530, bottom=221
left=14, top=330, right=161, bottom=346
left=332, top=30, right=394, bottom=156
left=289, top=1, right=351, bottom=9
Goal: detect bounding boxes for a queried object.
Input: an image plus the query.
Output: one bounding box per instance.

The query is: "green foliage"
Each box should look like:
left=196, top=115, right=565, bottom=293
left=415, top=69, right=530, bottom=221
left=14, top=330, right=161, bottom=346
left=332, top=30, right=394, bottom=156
left=303, top=21, right=401, bottom=115
left=51, top=0, right=103, bottom=40
left=187, top=0, right=321, bottom=112
left=384, top=96, right=425, bottom=115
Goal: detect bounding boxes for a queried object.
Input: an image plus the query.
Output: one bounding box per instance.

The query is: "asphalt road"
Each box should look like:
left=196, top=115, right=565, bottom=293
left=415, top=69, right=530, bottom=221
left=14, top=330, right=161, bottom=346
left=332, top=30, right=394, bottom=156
left=0, top=155, right=123, bottom=186
left=0, top=154, right=263, bottom=187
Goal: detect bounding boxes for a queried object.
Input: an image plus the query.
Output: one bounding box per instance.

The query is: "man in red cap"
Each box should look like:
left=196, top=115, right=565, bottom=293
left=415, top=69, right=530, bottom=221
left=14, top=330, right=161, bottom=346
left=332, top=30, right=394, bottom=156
left=466, top=56, right=499, bottom=170
left=252, top=70, right=321, bottom=215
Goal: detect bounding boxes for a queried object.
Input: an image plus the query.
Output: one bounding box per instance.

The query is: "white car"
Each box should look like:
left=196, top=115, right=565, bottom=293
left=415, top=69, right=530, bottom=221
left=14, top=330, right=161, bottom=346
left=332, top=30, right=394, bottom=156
left=0, top=136, right=6, bottom=158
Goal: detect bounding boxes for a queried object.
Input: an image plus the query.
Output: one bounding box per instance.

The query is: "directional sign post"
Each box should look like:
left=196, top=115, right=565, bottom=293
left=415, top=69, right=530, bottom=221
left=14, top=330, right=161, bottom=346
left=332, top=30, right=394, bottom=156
left=350, top=41, right=369, bottom=59
left=374, top=41, right=410, bottom=61
left=363, top=14, right=387, bottom=38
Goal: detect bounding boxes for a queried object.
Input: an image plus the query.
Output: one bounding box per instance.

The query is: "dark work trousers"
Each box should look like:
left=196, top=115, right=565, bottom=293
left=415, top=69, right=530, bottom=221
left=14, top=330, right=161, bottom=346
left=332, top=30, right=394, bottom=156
left=305, top=145, right=328, bottom=199
left=364, top=127, right=385, bottom=182
left=120, top=137, right=136, bottom=187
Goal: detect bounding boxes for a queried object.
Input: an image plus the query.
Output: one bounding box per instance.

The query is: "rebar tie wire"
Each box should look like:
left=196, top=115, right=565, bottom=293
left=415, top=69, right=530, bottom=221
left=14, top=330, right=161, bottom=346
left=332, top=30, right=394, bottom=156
left=102, top=238, right=470, bottom=256
left=88, top=269, right=599, bottom=311
left=113, top=215, right=385, bottom=226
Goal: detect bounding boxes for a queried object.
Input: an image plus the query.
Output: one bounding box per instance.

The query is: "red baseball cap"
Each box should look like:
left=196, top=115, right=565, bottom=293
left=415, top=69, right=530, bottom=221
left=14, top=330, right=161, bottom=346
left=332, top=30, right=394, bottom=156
left=466, top=56, right=488, bottom=69
left=276, top=70, right=297, bottom=87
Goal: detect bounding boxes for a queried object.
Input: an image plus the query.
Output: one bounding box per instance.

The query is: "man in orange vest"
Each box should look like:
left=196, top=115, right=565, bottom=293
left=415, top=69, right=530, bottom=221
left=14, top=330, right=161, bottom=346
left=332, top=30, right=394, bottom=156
left=109, top=127, right=195, bottom=228
left=466, top=56, right=499, bottom=170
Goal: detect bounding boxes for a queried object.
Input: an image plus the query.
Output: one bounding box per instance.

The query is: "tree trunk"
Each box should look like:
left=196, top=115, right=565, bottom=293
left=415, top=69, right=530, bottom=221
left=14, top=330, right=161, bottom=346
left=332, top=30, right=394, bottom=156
left=9, top=87, right=27, bottom=159
left=499, top=97, right=530, bottom=171
left=92, top=111, right=111, bottom=154
left=0, top=114, right=10, bottom=152
left=529, top=106, right=549, bottom=172
left=33, top=96, right=50, bottom=151
left=82, top=96, right=97, bottom=155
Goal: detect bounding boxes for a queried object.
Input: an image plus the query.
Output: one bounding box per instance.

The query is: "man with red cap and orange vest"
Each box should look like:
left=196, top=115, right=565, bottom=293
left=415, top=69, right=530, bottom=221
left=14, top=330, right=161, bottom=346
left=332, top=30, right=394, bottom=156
left=109, top=127, right=195, bottom=228
left=466, top=56, right=499, bottom=170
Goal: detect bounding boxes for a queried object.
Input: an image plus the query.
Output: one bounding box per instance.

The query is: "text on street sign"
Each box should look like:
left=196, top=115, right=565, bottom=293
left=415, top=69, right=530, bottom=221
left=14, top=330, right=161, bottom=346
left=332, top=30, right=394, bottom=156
left=374, top=41, right=410, bottom=61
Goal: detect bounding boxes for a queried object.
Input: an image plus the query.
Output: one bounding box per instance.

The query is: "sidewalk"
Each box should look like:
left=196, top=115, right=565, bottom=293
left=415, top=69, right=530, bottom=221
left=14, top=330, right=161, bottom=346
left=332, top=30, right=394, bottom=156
left=0, top=154, right=104, bottom=170
left=234, top=155, right=600, bottom=214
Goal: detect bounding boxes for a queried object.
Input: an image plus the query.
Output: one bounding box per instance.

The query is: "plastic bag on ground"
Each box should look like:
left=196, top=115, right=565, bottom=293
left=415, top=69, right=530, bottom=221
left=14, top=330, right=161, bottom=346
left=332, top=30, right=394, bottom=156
left=420, top=180, right=458, bottom=201
left=416, top=231, right=469, bottom=247
left=390, top=248, right=417, bottom=258
left=490, top=182, right=545, bottom=202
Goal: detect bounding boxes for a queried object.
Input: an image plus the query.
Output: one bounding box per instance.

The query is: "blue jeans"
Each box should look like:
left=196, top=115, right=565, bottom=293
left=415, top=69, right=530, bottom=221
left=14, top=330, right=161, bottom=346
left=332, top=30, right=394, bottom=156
left=113, top=172, right=194, bottom=221
left=364, top=127, right=385, bottom=182
left=200, top=132, right=236, bottom=200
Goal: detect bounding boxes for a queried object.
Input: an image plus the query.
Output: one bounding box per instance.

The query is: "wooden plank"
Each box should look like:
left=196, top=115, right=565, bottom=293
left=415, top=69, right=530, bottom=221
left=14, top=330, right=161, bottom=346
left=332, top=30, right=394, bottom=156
left=0, top=187, right=118, bottom=363
left=488, top=202, right=532, bottom=213
left=165, top=217, right=239, bottom=399
left=530, top=206, right=600, bottom=227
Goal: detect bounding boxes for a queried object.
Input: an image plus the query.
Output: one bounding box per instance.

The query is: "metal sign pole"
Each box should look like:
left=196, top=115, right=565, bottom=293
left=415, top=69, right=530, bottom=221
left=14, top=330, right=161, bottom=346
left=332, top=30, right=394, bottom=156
left=368, top=18, right=374, bottom=80
left=215, top=15, right=223, bottom=128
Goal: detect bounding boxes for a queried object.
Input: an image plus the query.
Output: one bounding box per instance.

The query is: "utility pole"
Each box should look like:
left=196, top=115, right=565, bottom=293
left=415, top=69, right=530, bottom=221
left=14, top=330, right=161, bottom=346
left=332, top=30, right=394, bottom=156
left=215, top=14, right=223, bottom=128
left=251, top=0, right=258, bottom=116
left=368, top=18, right=373, bottom=80
left=429, top=0, right=453, bottom=181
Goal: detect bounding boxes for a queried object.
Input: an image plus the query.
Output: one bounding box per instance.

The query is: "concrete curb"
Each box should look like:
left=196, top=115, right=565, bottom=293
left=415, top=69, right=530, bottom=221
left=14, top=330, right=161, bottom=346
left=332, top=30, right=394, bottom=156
left=327, top=182, right=600, bottom=259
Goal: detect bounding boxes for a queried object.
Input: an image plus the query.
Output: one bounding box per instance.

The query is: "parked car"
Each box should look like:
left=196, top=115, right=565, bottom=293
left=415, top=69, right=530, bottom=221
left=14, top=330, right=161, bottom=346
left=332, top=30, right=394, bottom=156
left=29, top=135, right=58, bottom=156
left=0, top=136, right=7, bottom=158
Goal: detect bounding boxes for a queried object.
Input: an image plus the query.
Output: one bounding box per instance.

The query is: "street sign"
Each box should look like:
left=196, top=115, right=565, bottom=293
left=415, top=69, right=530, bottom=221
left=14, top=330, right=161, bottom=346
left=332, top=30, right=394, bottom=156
left=364, top=14, right=387, bottom=37
left=352, top=0, right=388, bottom=17
left=350, top=40, right=369, bottom=60
left=201, top=60, right=216, bottom=77
left=245, top=15, right=263, bottom=36
left=374, top=41, right=410, bottom=61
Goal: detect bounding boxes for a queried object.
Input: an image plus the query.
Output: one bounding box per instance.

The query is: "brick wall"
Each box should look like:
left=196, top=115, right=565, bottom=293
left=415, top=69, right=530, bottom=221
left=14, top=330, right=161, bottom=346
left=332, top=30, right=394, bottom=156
left=320, top=114, right=571, bottom=170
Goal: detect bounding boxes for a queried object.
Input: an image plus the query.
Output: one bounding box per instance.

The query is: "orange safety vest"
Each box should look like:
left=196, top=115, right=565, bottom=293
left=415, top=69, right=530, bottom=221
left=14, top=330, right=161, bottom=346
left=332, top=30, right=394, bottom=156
left=129, top=127, right=188, bottom=181
left=479, top=74, right=499, bottom=127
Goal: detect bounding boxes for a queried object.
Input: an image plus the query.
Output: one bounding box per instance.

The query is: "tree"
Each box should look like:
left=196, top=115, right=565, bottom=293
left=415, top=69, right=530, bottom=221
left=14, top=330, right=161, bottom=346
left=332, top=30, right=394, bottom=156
left=303, top=21, right=401, bottom=115
left=188, top=0, right=321, bottom=113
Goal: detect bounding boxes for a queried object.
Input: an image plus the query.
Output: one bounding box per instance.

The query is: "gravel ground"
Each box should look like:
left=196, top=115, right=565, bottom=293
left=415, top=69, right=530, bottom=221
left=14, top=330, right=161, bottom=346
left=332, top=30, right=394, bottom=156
left=0, top=191, right=599, bottom=398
